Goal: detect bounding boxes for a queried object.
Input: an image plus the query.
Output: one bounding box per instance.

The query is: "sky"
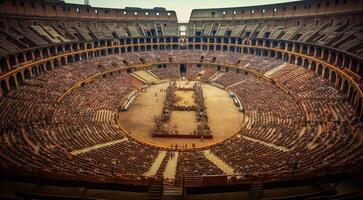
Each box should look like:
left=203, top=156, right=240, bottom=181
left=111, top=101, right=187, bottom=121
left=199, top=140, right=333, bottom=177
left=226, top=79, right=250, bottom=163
left=65, top=0, right=297, bottom=22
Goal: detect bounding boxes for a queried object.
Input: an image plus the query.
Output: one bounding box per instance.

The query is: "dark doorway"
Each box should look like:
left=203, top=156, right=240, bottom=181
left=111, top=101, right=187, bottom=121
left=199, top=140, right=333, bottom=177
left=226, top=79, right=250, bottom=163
left=180, top=64, right=186, bottom=76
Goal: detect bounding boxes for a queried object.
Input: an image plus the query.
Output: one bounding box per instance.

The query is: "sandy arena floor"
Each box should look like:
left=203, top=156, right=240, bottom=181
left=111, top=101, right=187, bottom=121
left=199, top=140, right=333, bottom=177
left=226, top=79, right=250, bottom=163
left=118, top=80, right=244, bottom=150
left=174, top=90, right=196, bottom=107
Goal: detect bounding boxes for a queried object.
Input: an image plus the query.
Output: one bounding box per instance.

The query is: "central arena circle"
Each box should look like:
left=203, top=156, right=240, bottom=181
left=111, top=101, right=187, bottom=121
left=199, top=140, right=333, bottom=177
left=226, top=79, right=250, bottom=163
left=118, top=80, right=244, bottom=150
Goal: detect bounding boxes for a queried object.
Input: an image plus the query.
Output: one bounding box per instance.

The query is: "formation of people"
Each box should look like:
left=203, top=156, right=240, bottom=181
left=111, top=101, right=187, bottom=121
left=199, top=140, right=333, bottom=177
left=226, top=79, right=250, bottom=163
left=152, top=81, right=212, bottom=137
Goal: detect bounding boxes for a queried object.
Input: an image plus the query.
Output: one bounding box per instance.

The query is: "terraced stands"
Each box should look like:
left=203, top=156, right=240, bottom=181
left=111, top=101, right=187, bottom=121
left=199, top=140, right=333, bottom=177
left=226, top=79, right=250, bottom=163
left=132, top=70, right=160, bottom=83
left=269, top=64, right=354, bottom=121
left=151, top=65, right=179, bottom=79
left=211, top=136, right=289, bottom=174
left=185, top=65, right=202, bottom=80
left=176, top=151, right=224, bottom=176
left=30, top=25, right=62, bottom=44
left=0, top=50, right=361, bottom=185
left=245, top=56, right=284, bottom=72
left=214, top=71, right=247, bottom=87
left=75, top=140, right=159, bottom=176
left=200, top=67, right=217, bottom=81
left=42, top=26, right=70, bottom=43
left=11, top=26, right=48, bottom=47
left=0, top=1, right=362, bottom=196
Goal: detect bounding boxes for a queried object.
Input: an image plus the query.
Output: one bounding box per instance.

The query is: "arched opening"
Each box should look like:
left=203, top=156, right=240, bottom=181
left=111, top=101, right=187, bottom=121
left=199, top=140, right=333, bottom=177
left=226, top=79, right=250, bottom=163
left=31, top=66, right=38, bottom=76
left=297, top=57, right=303, bottom=66
left=88, top=51, right=94, bottom=58
left=279, top=42, right=285, bottom=50
left=46, top=61, right=52, bottom=71
left=336, top=54, right=343, bottom=67
left=180, top=64, right=186, bottom=76
left=39, top=64, right=45, bottom=74
left=24, top=68, right=31, bottom=80
left=322, top=50, right=329, bottom=61
left=256, top=49, right=261, bottom=56
left=277, top=52, right=282, bottom=60
left=283, top=53, right=289, bottom=62
left=34, top=49, right=41, bottom=59
left=317, top=64, right=323, bottom=76
left=16, top=72, right=24, bottom=85
left=94, top=51, right=101, bottom=58
left=315, top=48, right=322, bottom=58
left=9, top=55, right=17, bottom=67
left=270, top=51, right=275, bottom=58
left=311, top=61, right=317, bottom=71
left=57, top=45, right=63, bottom=54
left=287, top=43, right=293, bottom=51
left=75, top=54, right=80, bottom=62
left=67, top=55, right=74, bottom=63
left=81, top=53, right=87, bottom=60
left=249, top=48, right=255, bottom=55
left=329, top=52, right=336, bottom=64
left=272, top=41, right=278, bottom=48
left=301, top=45, right=307, bottom=54
left=17, top=53, right=25, bottom=63
left=290, top=55, right=296, bottom=64
left=303, top=59, right=309, bottom=68
left=72, top=43, right=78, bottom=51
left=61, top=57, right=66, bottom=66
left=26, top=51, right=33, bottom=61
left=294, top=44, right=300, bottom=53
left=42, top=48, right=49, bottom=58
left=0, top=58, right=9, bottom=72
left=1, top=80, right=8, bottom=96
left=8, top=76, right=17, bottom=90
left=53, top=59, right=59, bottom=68
left=50, top=47, right=56, bottom=56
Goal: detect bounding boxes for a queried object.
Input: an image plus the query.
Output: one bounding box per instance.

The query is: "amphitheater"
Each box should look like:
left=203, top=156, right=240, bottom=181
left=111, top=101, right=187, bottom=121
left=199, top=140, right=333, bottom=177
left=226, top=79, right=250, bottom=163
left=0, top=0, right=363, bottom=199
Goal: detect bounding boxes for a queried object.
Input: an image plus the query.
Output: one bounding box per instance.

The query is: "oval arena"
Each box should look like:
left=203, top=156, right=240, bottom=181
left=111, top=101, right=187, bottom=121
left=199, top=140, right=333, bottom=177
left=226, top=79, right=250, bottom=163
left=0, top=0, right=363, bottom=199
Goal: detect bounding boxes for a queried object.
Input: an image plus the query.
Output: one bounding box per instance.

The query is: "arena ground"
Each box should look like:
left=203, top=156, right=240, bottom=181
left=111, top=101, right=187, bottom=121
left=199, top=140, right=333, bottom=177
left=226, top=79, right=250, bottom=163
left=118, top=80, right=244, bottom=149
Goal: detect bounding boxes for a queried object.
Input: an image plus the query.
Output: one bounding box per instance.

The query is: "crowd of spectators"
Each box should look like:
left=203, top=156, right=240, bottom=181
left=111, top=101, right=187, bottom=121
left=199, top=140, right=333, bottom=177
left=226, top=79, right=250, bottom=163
left=0, top=50, right=361, bottom=181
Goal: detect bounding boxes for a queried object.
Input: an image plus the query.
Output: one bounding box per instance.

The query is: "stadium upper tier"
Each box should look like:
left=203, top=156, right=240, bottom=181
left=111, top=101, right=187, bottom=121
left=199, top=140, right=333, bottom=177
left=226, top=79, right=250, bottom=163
left=0, top=0, right=362, bottom=58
